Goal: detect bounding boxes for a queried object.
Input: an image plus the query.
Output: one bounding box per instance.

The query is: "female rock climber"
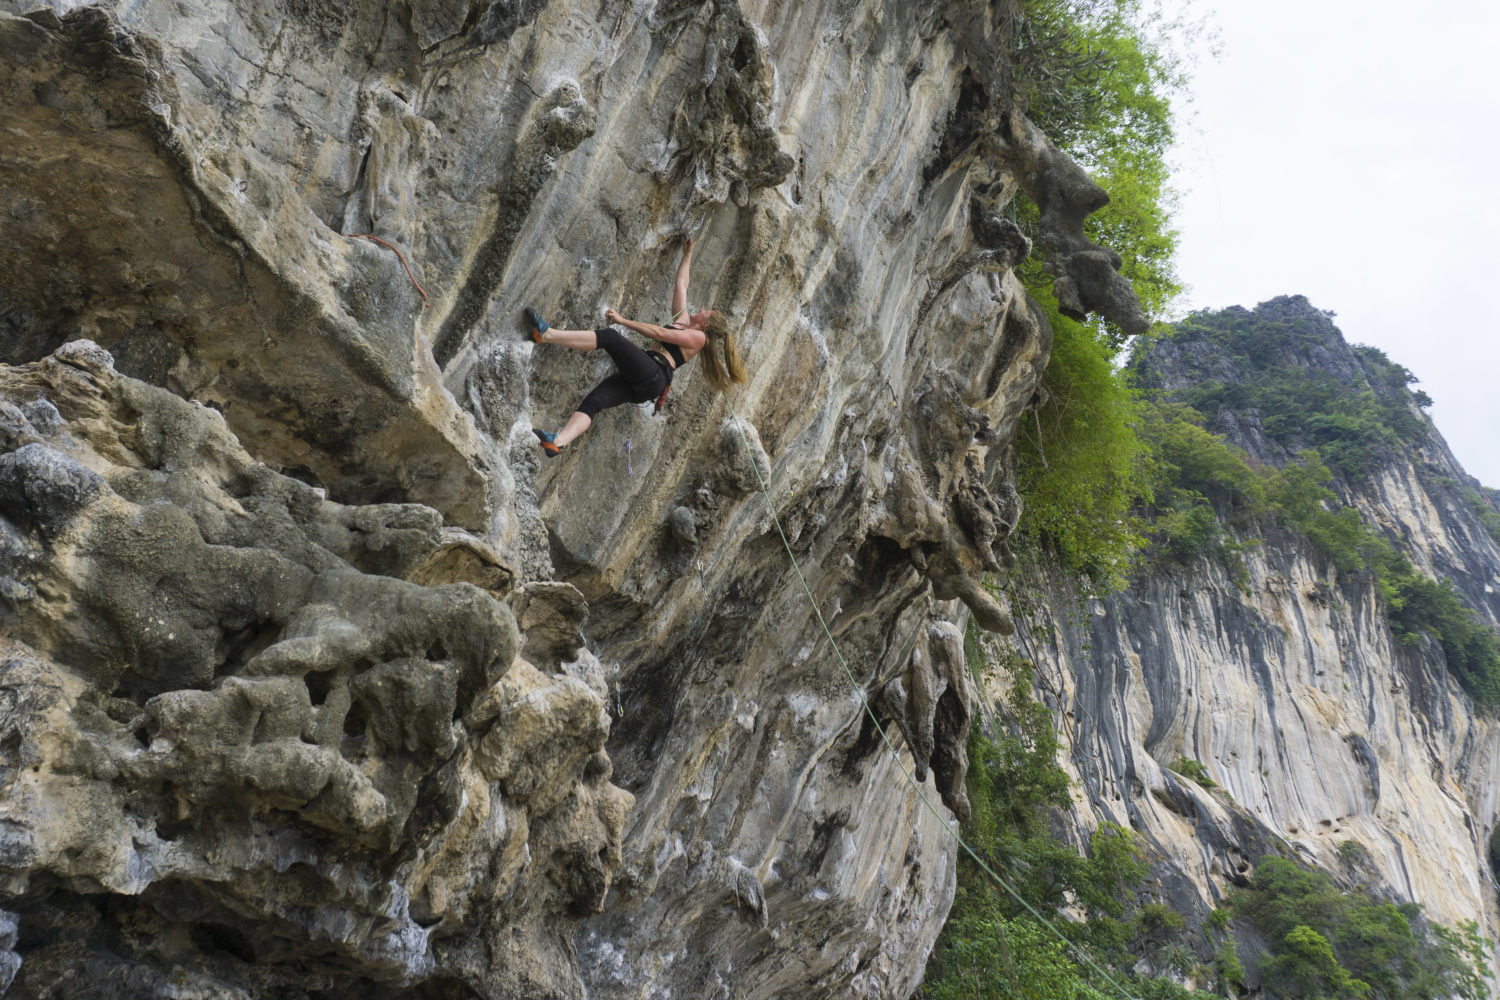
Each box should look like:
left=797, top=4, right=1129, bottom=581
left=525, top=238, right=747, bottom=457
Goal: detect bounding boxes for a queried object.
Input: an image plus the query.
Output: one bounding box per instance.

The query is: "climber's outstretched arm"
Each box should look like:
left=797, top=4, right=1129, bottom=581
left=671, top=238, right=695, bottom=318
left=605, top=309, right=705, bottom=351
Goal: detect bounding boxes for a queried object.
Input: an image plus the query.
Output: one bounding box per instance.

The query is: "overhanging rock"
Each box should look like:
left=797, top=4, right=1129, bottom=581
left=0, top=8, right=490, bottom=528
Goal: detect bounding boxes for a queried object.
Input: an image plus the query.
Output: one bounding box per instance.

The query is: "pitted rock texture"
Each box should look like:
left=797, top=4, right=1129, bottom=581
left=0, top=345, right=630, bottom=998
left=0, top=0, right=1148, bottom=996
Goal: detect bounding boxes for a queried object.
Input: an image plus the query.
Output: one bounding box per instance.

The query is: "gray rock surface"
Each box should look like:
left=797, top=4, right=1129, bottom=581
left=0, top=0, right=1147, bottom=996
left=8, top=1, right=1495, bottom=997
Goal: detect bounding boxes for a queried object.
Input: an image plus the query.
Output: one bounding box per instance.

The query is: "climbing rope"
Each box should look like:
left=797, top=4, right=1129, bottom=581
left=347, top=233, right=430, bottom=307
left=720, top=393, right=1141, bottom=1000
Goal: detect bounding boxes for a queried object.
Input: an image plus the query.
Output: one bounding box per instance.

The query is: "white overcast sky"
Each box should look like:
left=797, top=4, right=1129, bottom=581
left=1163, top=0, right=1500, bottom=486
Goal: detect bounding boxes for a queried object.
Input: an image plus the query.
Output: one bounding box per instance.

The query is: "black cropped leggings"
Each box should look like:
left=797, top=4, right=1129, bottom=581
left=577, top=327, right=670, bottom=419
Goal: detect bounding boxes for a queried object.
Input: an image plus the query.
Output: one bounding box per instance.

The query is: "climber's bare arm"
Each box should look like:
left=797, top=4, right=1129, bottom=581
left=605, top=309, right=705, bottom=350
left=671, top=238, right=694, bottom=318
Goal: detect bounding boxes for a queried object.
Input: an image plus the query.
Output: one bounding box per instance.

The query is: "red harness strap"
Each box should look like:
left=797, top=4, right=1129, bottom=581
left=647, top=348, right=675, bottom=415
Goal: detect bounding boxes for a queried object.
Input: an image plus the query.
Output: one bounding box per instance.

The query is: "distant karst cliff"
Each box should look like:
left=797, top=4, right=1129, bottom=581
left=1000, top=296, right=1500, bottom=993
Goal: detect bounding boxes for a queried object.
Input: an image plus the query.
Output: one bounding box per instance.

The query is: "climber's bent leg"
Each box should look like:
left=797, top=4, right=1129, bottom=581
left=538, top=327, right=599, bottom=350
left=554, top=411, right=593, bottom=448
left=533, top=342, right=665, bottom=456
left=593, top=327, right=663, bottom=384
left=576, top=374, right=634, bottom=423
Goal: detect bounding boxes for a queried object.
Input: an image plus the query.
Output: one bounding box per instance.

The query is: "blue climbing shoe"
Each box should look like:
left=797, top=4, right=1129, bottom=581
left=524, top=307, right=549, bottom=343
left=533, top=427, right=562, bottom=457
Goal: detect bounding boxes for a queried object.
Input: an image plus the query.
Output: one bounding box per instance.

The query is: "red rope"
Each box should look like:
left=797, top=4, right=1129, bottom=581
left=347, top=233, right=429, bottom=308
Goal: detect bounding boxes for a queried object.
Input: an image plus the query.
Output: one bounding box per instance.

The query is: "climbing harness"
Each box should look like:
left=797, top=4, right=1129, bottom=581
left=720, top=392, right=1142, bottom=1000
left=649, top=309, right=690, bottom=416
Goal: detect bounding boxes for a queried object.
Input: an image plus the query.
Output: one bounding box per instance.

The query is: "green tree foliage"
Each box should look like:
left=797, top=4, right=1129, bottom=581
left=1013, top=300, right=1152, bottom=590
left=1006, top=0, right=1195, bottom=587
left=1433, top=922, right=1495, bottom=1000
left=1013, top=0, right=1184, bottom=167
left=1376, top=554, right=1500, bottom=705
left=1130, top=363, right=1500, bottom=706
left=1143, top=404, right=1263, bottom=510
left=1212, top=939, right=1243, bottom=992
left=1011, top=0, right=1193, bottom=328
left=1490, top=825, right=1500, bottom=888
left=1336, top=839, right=1368, bottom=868
left=1352, top=344, right=1431, bottom=416
left=1230, top=856, right=1492, bottom=1000
left=923, top=642, right=1213, bottom=1000
left=1263, top=925, right=1371, bottom=1000
left=1135, top=403, right=1262, bottom=584
left=1180, top=369, right=1412, bottom=482
left=1268, top=474, right=1500, bottom=706
left=1167, top=757, right=1214, bottom=789
left=1463, top=487, right=1500, bottom=545
left=1262, top=453, right=1388, bottom=575
left=1152, top=311, right=1428, bottom=482
left=927, top=915, right=1110, bottom=1000
left=962, top=658, right=1145, bottom=920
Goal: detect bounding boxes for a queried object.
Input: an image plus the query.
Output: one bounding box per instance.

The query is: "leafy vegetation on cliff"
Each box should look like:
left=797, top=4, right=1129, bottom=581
left=923, top=627, right=1495, bottom=1000
left=922, top=644, right=1231, bottom=1000
left=1229, top=856, right=1491, bottom=1000
left=1378, top=558, right=1500, bottom=704
left=1152, top=308, right=1430, bottom=480
left=1013, top=296, right=1153, bottom=590
left=1011, top=0, right=1190, bottom=326
left=938, top=0, right=1499, bottom=988
left=1018, top=306, right=1500, bottom=710
left=1139, top=400, right=1500, bottom=705
left=1129, top=303, right=1500, bottom=705
left=1006, top=0, right=1193, bottom=587
left=1464, top=486, right=1500, bottom=545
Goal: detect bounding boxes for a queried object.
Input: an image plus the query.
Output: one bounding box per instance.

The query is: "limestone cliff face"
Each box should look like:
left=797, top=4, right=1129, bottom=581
left=3, top=3, right=1494, bottom=997
left=0, top=1, right=1146, bottom=997
left=1011, top=298, right=1500, bottom=986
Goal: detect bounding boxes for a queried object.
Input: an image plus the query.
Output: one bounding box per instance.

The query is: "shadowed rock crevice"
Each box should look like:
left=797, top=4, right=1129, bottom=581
left=431, top=81, right=598, bottom=368
left=662, top=0, right=795, bottom=210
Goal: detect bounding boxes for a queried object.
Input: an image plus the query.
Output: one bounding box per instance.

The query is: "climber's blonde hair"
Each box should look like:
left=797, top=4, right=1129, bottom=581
left=699, top=311, right=746, bottom=392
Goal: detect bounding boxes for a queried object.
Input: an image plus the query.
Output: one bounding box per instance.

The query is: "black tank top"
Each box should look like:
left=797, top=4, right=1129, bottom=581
left=661, top=325, right=688, bottom=368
